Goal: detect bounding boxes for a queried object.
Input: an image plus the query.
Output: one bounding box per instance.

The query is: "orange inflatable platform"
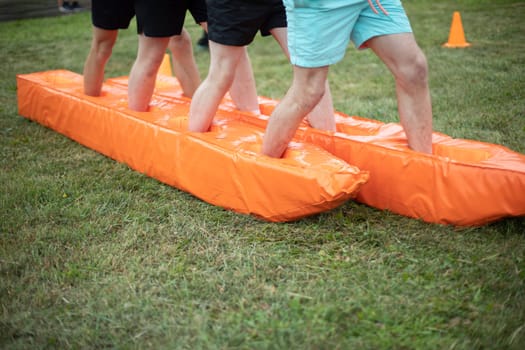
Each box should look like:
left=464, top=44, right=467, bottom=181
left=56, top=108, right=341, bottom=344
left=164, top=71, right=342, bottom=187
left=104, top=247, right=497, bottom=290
left=106, top=74, right=525, bottom=226
left=16, top=70, right=369, bottom=222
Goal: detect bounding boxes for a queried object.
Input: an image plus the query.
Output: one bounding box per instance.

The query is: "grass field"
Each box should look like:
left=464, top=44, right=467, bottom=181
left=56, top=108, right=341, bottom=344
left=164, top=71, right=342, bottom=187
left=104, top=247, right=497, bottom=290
left=1, top=0, right=524, bottom=349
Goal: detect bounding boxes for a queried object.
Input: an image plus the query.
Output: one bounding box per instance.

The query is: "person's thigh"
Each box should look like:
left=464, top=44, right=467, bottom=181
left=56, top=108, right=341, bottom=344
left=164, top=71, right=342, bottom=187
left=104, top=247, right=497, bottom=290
left=207, top=41, right=246, bottom=79
left=270, top=27, right=289, bottom=57
left=92, top=26, right=119, bottom=46
left=366, top=32, right=423, bottom=76
left=136, top=34, right=171, bottom=61
left=351, top=0, right=413, bottom=49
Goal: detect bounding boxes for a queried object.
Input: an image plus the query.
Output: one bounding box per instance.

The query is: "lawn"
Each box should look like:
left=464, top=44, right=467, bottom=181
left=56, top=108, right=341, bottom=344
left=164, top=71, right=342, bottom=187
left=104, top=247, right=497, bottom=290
left=1, top=1, right=524, bottom=349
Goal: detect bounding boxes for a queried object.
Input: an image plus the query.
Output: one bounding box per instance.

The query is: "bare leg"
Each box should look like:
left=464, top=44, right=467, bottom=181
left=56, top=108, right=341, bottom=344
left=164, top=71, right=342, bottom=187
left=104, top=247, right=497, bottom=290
left=128, top=34, right=170, bottom=111
left=271, top=27, right=335, bottom=131
left=188, top=41, right=245, bottom=132
left=368, top=33, right=433, bottom=153
left=228, top=47, right=260, bottom=113
left=307, top=79, right=335, bottom=131
left=168, top=29, right=201, bottom=98
left=83, top=27, right=118, bottom=96
left=197, top=21, right=259, bottom=114
left=262, top=66, right=328, bottom=158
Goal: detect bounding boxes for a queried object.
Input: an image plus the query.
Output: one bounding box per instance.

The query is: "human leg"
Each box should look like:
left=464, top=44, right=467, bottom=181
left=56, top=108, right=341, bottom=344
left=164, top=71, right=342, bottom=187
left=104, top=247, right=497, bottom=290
left=262, top=65, right=329, bottom=158
left=270, top=27, right=335, bottom=131
left=194, top=27, right=259, bottom=114
left=197, top=20, right=258, bottom=113
left=189, top=41, right=246, bottom=132
left=348, top=0, right=432, bottom=153
left=306, top=81, right=335, bottom=131
left=198, top=0, right=267, bottom=116
left=228, top=47, right=260, bottom=114
left=280, top=0, right=362, bottom=132
left=83, top=27, right=118, bottom=96
left=130, top=0, right=193, bottom=109
left=226, top=1, right=286, bottom=114
left=367, top=33, right=433, bottom=153
left=84, top=0, right=135, bottom=96
left=168, top=28, right=201, bottom=98
left=128, top=34, right=170, bottom=111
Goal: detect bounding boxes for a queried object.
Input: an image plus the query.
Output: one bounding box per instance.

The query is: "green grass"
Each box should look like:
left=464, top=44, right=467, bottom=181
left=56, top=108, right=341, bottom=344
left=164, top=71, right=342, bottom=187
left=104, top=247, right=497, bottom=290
left=1, top=1, right=524, bottom=349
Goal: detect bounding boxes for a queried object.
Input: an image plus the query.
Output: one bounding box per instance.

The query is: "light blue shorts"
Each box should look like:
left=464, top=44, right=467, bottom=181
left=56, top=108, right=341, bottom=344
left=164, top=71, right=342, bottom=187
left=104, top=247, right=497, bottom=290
left=283, top=0, right=413, bottom=67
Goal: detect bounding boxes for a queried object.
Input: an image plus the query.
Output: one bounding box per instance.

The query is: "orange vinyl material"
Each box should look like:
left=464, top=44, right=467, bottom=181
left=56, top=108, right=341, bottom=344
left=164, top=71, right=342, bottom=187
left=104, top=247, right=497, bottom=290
left=16, top=70, right=369, bottom=222
left=107, top=74, right=525, bottom=226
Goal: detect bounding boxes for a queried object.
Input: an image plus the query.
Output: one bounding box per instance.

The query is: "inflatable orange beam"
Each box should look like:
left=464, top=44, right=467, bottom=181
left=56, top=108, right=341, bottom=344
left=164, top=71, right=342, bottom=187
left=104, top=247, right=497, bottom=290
left=108, top=75, right=525, bottom=226
left=16, top=70, right=369, bottom=222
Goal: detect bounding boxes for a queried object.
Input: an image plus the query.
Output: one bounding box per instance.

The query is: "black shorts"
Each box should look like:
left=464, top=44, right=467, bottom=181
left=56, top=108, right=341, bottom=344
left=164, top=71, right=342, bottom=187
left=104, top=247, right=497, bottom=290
left=135, top=0, right=207, bottom=37
left=91, top=0, right=135, bottom=31
left=207, top=0, right=287, bottom=46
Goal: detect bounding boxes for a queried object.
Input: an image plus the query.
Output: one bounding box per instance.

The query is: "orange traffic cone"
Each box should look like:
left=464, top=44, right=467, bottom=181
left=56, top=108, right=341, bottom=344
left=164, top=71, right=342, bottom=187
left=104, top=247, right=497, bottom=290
left=158, top=53, right=173, bottom=76
left=443, top=11, right=471, bottom=48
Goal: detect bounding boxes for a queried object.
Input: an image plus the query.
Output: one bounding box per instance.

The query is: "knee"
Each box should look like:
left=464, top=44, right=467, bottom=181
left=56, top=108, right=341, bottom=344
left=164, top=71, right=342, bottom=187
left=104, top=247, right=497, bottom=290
left=294, top=80, right=325, bottom=112
left=399, top=51, right=429, bottom=88
left=168, top=31, right=192, bottom=53
left=210, top=69, right=236, bottom=92
left=412, top=52, right=429, bottom=83
left=91, top=38, right=114, bottom=63
left=207, top=60, right=237, bottom=90
left=136, top=52, right=166, bottom=78
left=305, top=85, right=325, bottom=108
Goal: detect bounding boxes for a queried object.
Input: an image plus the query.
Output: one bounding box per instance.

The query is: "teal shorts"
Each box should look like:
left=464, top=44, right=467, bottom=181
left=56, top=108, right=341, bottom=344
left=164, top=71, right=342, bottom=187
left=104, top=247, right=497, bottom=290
left=283, top=0, right=413, bottom=67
